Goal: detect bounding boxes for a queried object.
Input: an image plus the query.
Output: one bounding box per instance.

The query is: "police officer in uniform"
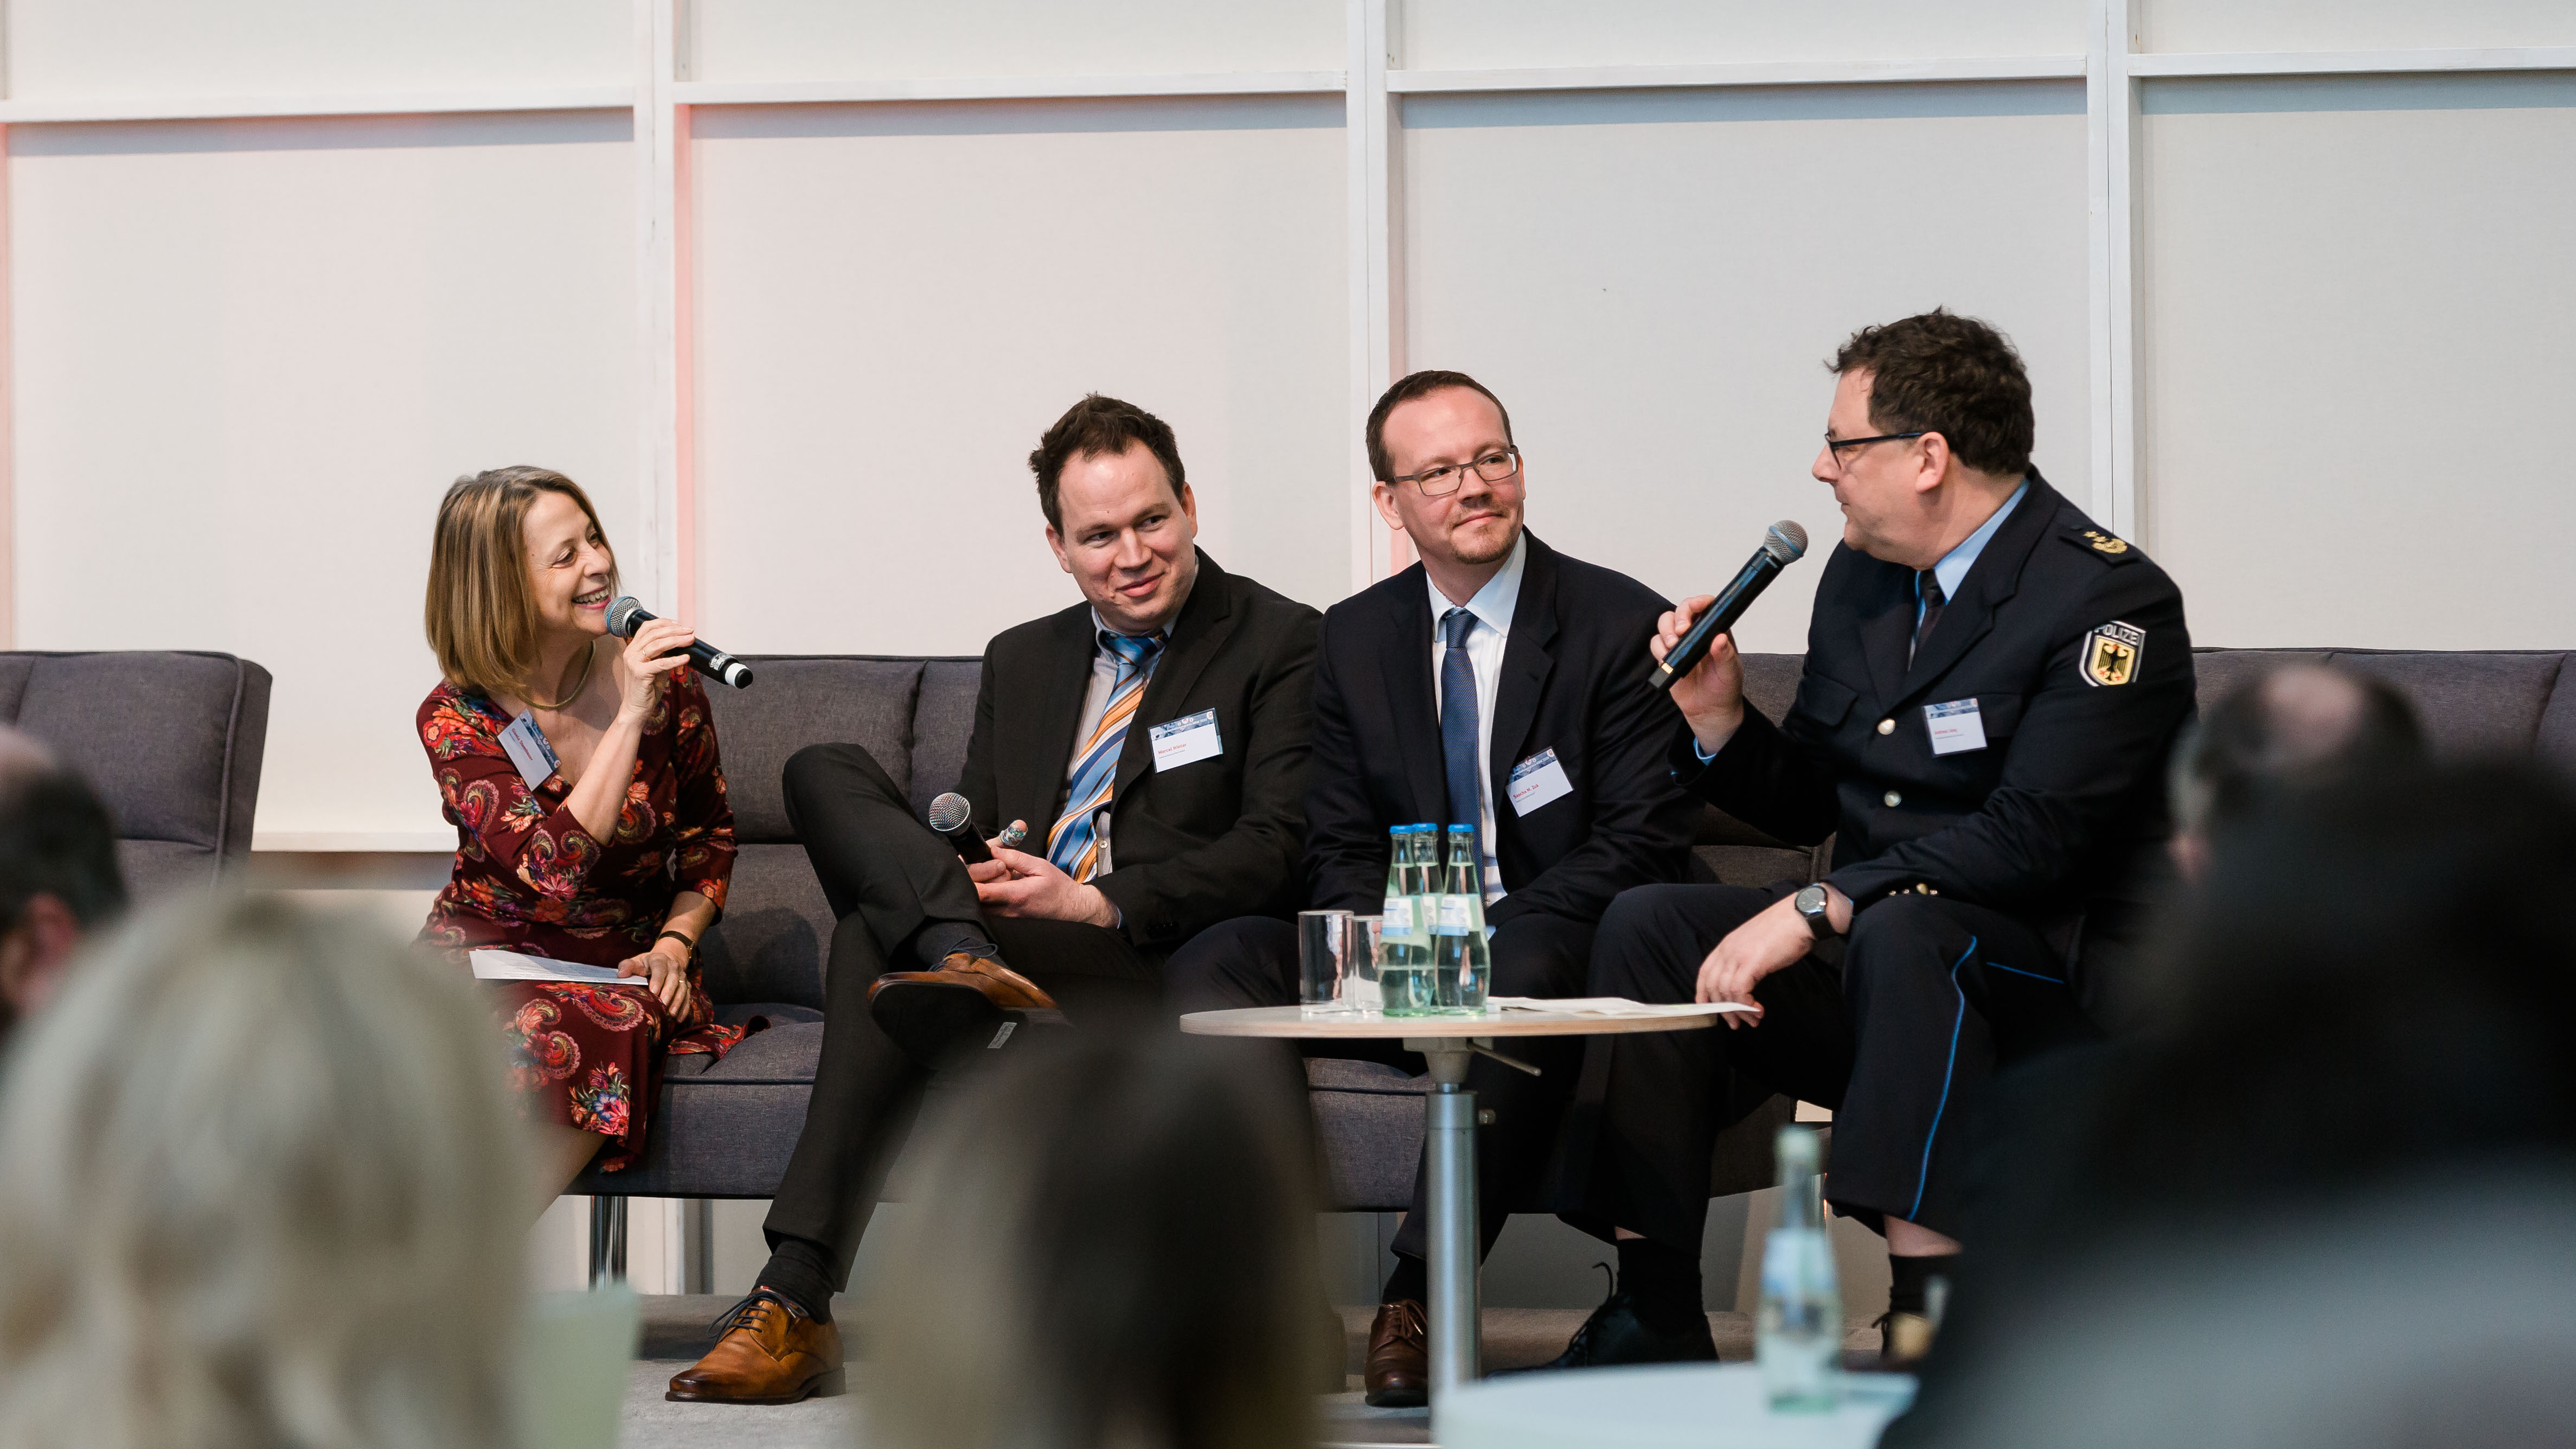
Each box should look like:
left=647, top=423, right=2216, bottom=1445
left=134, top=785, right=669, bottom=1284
left=1537, top=309, right=2196, bottom=1370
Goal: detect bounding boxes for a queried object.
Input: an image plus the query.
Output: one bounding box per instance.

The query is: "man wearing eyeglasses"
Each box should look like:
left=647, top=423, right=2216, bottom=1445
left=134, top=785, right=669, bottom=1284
left=1168, top=369, right=1697, bottom=1406
left=1540, top=310, right=2195, bottom=1374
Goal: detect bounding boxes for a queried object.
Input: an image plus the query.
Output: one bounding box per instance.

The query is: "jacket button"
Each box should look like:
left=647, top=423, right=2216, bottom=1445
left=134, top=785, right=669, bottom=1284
left=1883, top=790, right=1902, bottom=807
left=1876, top=719, right=1894, bottom=735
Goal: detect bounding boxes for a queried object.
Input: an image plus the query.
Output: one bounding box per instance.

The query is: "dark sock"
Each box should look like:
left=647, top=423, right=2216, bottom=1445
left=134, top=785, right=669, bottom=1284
left=755, top=1240, right=838, bottom=1323
left=913, top=921, right=998, bottom=971
left=1887, top=1253, right=1955, bottom=1319
left=1380, top=1253, right=1426, bottom=1306
left=1616, top=1237, right=1704, bottom=1331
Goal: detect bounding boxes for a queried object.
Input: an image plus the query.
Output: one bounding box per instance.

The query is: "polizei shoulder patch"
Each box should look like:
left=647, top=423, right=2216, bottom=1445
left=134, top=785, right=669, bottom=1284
left=2081, top=621, right=2146, bottom=687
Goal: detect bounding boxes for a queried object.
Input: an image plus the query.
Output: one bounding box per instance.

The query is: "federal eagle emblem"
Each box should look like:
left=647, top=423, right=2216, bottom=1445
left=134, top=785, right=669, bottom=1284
left=2081, top=621, right=2146, bottom=687
left=2081, top=529, right=2131, bottom=556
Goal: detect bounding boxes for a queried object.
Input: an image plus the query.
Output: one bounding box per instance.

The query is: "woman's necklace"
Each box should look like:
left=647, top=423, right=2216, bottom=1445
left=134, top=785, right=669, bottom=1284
left=522, top=641, right=597, bottom=712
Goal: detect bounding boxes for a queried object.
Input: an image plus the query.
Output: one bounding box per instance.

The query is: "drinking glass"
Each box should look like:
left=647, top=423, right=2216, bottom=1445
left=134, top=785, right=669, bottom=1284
left=1298, top=909, right=1357, bottom=1014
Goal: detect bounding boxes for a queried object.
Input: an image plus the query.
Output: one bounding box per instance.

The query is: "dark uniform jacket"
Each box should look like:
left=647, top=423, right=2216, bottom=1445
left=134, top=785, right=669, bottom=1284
left=1677, top=474, right=2194, bottom=1004
left=956, top=549, right=1320, bottom=955
left=1305, top=531, right=1698, bottom=928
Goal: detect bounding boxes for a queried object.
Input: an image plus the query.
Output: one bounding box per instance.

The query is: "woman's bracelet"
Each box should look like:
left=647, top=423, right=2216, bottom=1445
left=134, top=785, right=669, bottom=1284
left=655, top=929, right=697, bottom=961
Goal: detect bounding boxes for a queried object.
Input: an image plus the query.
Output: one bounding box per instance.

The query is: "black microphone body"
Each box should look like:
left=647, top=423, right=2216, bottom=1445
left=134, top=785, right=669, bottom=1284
left=926, top=793, right=991, bottom=865
left=605, top=597, right=754, bottom=689
left=1651, top=521, right=1809, bottom=693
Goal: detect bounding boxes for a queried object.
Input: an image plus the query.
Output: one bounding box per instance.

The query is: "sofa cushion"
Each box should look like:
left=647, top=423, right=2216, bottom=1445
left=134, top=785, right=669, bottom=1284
left=908, top=659, right=983, bottom=817
left=2539, top=662, right=2576, bottom=771
left=2327, top=650, right=2563, bottom=759
left=705, top=658, right=924, bottom=843
left=13, top=652, right=256, bottom=853
left=699, top=842, right=836, bottom=1011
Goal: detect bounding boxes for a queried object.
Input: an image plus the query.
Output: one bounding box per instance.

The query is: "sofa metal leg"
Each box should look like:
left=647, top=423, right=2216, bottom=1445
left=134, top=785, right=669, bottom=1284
left=588, top=1196, right=627, bottom=1288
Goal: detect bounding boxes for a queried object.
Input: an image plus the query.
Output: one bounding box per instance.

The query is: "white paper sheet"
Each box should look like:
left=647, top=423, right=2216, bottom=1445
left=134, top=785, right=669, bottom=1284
left=1489, top=996, right=1752, bottom=1017
left=469, top=949, right=638, bottom=987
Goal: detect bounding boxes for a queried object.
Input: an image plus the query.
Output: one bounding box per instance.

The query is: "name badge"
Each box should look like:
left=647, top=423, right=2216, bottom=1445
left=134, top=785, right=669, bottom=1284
left=1924, top=699, right=1989, bottom=756
left=497, top=711, right=562, bottom=791
left=1149, top=709, right=1223, bottom=772
left=1507, top=748, right=1575, bottom=816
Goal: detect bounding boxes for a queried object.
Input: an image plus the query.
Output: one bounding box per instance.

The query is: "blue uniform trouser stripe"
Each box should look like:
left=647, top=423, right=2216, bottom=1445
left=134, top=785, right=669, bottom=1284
left=1906, top=936, right=1978, bottom=1223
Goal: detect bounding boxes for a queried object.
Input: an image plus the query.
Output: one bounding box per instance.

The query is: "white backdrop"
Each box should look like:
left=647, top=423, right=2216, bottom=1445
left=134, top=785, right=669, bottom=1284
left=0, top=0, right=2567, bottom=840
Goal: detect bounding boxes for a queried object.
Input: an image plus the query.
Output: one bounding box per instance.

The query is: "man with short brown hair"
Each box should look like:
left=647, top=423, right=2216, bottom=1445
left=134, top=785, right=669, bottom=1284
left=669, top=394, right=1319, bottom=1405
left=1543, top=310, right=2196, bottom=1371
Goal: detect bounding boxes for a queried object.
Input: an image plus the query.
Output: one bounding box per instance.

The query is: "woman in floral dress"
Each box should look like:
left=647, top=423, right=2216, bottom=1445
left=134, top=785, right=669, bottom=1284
left=418, top=465, right=745, bottom=1196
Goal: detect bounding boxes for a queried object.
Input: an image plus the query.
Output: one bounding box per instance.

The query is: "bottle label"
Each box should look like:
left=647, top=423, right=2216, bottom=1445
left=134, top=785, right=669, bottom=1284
left=1433, top=894, right=1473, bottom=934
left=1380, top=896, right=1416, bottom=935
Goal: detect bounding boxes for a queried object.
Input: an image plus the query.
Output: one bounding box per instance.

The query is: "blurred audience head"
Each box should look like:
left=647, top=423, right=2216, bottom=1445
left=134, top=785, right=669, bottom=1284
left=2168, top=663, right=2426, bottom=878
left=0, top=893, right=530, bottom=1449
left=0, top=729, right=125, bottom=1035
left=868, top=1033, right=1327, bottom=1449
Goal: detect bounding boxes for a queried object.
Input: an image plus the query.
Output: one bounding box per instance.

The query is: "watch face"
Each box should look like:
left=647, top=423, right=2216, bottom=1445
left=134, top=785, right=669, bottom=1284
left=1796, top=885, right=1825, bottom=916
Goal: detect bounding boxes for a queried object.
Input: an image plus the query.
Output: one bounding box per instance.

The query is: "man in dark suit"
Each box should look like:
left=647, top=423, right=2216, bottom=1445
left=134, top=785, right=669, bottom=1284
left=1540, top=310, right=2196, bottom=1371
left=669, top=394, right=1319, bottom=1405
left=1168, top=370, right=1697, bottom=1406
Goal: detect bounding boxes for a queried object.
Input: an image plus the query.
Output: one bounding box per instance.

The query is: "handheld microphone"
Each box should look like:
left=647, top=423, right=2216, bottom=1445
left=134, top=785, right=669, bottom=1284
left=1650, top=521, right=1810, bottom=693
left=604, top=597, right=754, bottom=689
left=927, top=793, right=991, bottom=865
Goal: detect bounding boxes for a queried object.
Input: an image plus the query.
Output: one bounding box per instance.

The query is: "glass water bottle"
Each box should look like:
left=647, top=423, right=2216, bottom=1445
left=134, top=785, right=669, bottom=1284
left=1377, top=825, right=1436, bottom=1016
left=1757, top=1125, right=1843, bottom=1411
left=1431, top=823, right=1491, bottom=1013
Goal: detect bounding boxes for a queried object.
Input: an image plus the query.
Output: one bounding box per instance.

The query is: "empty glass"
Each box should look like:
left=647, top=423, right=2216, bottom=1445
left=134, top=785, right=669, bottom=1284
left=1298, top=909, right=1357, bottom=1014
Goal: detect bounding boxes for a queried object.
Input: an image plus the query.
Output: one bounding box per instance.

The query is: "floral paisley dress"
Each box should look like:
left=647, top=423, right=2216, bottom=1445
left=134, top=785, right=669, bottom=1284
left=416, top=670, right=746, bottom=1173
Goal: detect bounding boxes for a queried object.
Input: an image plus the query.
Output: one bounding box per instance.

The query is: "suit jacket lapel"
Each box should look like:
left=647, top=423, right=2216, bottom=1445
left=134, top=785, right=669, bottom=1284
left=1899, top=475, right=2053, bottom=699
left=1859, top=561, right=1913, bottom=708
left=1486, top=532, right=1559, bottom=801
left=1376, top=564, right=1448, bottom=827
left=1010, top=604, right=1099, bottom=830
left=1116, top=550, right=1236, bottom=796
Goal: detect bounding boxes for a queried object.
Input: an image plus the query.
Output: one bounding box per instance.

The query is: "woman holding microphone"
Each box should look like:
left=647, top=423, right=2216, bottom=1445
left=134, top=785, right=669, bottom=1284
left=418, top=465, right=742, bottom=1196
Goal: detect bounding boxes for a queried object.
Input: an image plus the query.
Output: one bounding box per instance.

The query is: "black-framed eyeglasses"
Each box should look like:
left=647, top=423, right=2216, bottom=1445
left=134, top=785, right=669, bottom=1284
left=1823, top=431, right=1925, bottom=470
left=1393, top=446, right=1520, bottom=497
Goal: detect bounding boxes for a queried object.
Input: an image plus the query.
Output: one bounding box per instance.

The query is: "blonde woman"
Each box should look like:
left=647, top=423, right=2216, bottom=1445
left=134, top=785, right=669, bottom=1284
left=868, top=1033, right=1329, bottom=1449
left=0, top=893, right=528, bottom=1449
left=419, top=466, right=742, bottom=1195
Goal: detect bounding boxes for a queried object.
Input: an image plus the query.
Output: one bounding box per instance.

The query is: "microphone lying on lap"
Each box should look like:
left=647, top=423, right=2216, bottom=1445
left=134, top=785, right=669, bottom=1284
left=1650, top=520, right=1809, bottom=692
left=605, top=596, right=755, bottom=689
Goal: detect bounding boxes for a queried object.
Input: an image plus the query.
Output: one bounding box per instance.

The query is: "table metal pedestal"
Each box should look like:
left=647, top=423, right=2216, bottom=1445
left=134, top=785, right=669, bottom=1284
left=1414, top=1037, right=1482, bottom=1395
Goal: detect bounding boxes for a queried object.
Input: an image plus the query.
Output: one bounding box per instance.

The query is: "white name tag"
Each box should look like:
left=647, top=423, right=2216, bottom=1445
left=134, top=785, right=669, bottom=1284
left=1924, top=699, right=1989, bottom=756
left=497, top=711, right=562, bottom=791
left=1507, top=748, right=1575, bottom=816
left=1149, top=708, right=1223, bottom=772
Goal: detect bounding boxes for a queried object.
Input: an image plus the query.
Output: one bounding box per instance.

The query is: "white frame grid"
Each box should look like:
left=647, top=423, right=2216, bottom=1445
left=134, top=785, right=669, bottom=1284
left=2, top=0, right=2568, bottom=828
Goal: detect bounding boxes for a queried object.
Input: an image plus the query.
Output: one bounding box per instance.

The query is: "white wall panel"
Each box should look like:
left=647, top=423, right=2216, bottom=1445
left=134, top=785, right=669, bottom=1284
left=5, top=0, right=628, bottom=100
left=687, top=0, right=1342, bottom=84
left=10, top=112, right=638, bottom=838
left=2140, top=74, right=2576, bottom=649
left=1399, top=0, right=2086, bottom=72
left=2141, top=0, right=2576, bottom=55
left=690, top=98, right=1347, bottom=655
left=1401, top=85, right=2092, bottom=654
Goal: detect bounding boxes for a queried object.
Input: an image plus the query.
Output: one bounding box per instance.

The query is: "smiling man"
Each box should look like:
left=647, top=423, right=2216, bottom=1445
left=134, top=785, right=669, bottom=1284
left=1168, top=369, right=1697, bottom=1406
left=1542, top=310, right=2196, bottom=1374
left=669, top=394, right=1319, bottom=1406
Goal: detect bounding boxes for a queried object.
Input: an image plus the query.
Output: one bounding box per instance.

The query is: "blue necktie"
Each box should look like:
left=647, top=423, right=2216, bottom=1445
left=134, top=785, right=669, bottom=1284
left=1440, top=607, right=1482, bottom=865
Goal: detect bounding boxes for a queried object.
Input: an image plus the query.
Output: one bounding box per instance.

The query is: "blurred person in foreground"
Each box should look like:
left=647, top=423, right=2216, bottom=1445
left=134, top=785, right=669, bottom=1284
left=0, top=892, right=530, bottom=1449
left=418, top=466, right=745, bottom=1201
left=2165, top=661, right=2426, bottom=882
left=0, top=729, right=125, bottom=1038
left=864, top=1031, right=1329, bottom=1449
left=1890, top=755, right=2576, bottom=1448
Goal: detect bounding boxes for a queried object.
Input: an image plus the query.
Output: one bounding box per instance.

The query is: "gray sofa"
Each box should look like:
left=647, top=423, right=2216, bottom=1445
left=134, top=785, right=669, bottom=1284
left=0, top=650, right=272, bottom=899
left=573, top=647, right=2576, bottom=1211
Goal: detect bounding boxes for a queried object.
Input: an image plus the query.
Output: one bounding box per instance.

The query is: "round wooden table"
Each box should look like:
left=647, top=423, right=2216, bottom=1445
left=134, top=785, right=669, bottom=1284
left=1180, top=1003, right=1732, bottom=1405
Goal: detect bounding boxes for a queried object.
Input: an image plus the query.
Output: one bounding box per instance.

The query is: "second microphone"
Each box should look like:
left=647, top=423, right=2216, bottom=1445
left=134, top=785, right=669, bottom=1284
left=605, top=597, right=756, bottom=690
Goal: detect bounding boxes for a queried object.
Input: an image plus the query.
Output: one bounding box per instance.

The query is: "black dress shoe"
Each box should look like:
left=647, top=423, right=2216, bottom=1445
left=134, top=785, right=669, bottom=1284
left=1518, top=1290, right=1717, bottom=1372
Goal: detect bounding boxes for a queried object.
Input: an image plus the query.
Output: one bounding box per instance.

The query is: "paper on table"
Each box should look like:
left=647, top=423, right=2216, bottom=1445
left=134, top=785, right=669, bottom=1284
left=469, top=949, right=639, bottom=987
left=1490, top=996, right=1753, bottom=1017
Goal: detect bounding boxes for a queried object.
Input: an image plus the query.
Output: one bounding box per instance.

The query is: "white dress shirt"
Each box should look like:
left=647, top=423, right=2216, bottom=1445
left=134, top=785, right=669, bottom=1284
left=1426, top=531, right=1527, bottom=902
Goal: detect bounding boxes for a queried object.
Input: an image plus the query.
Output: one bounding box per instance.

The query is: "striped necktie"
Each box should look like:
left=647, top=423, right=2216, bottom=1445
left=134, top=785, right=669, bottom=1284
left=1046, top=630, right=1164, bottom=882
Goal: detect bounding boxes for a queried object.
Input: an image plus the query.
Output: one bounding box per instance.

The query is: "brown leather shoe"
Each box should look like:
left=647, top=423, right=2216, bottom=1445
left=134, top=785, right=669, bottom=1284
left=665, top=1291, right=845, bottom=1405
left=1364, top=1299, right=1430, bottom=1408
left=869, top=951, right=1061, bottom=1012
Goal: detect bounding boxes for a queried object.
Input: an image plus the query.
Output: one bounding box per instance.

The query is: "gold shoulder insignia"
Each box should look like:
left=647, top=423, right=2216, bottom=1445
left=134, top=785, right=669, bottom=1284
left=2081, top=620, right=2146, bottom=687
left=2080, top=528, right=2131, bottom=556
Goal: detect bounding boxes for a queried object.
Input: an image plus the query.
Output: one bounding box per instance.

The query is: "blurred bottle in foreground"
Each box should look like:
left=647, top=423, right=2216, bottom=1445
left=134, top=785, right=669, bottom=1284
left=1758, top=1125, right=1843, bottom=1411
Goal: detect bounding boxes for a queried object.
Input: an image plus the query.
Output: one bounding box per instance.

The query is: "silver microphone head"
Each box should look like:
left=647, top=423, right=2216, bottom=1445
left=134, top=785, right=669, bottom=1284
left=1763, top=520, right=1810, bottom=564
left=926, top=793, right=974, bottom=834
left=604, top=596, right=648, bottom=639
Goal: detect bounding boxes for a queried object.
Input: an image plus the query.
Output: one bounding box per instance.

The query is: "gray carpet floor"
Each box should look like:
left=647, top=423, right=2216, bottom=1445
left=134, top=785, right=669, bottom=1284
left=621, top=1297, right=1885, bottom=1448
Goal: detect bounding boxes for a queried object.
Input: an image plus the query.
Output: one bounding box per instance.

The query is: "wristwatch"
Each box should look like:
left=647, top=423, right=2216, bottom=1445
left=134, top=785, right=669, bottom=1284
left=1792, top=884, right=1840, bottom=941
